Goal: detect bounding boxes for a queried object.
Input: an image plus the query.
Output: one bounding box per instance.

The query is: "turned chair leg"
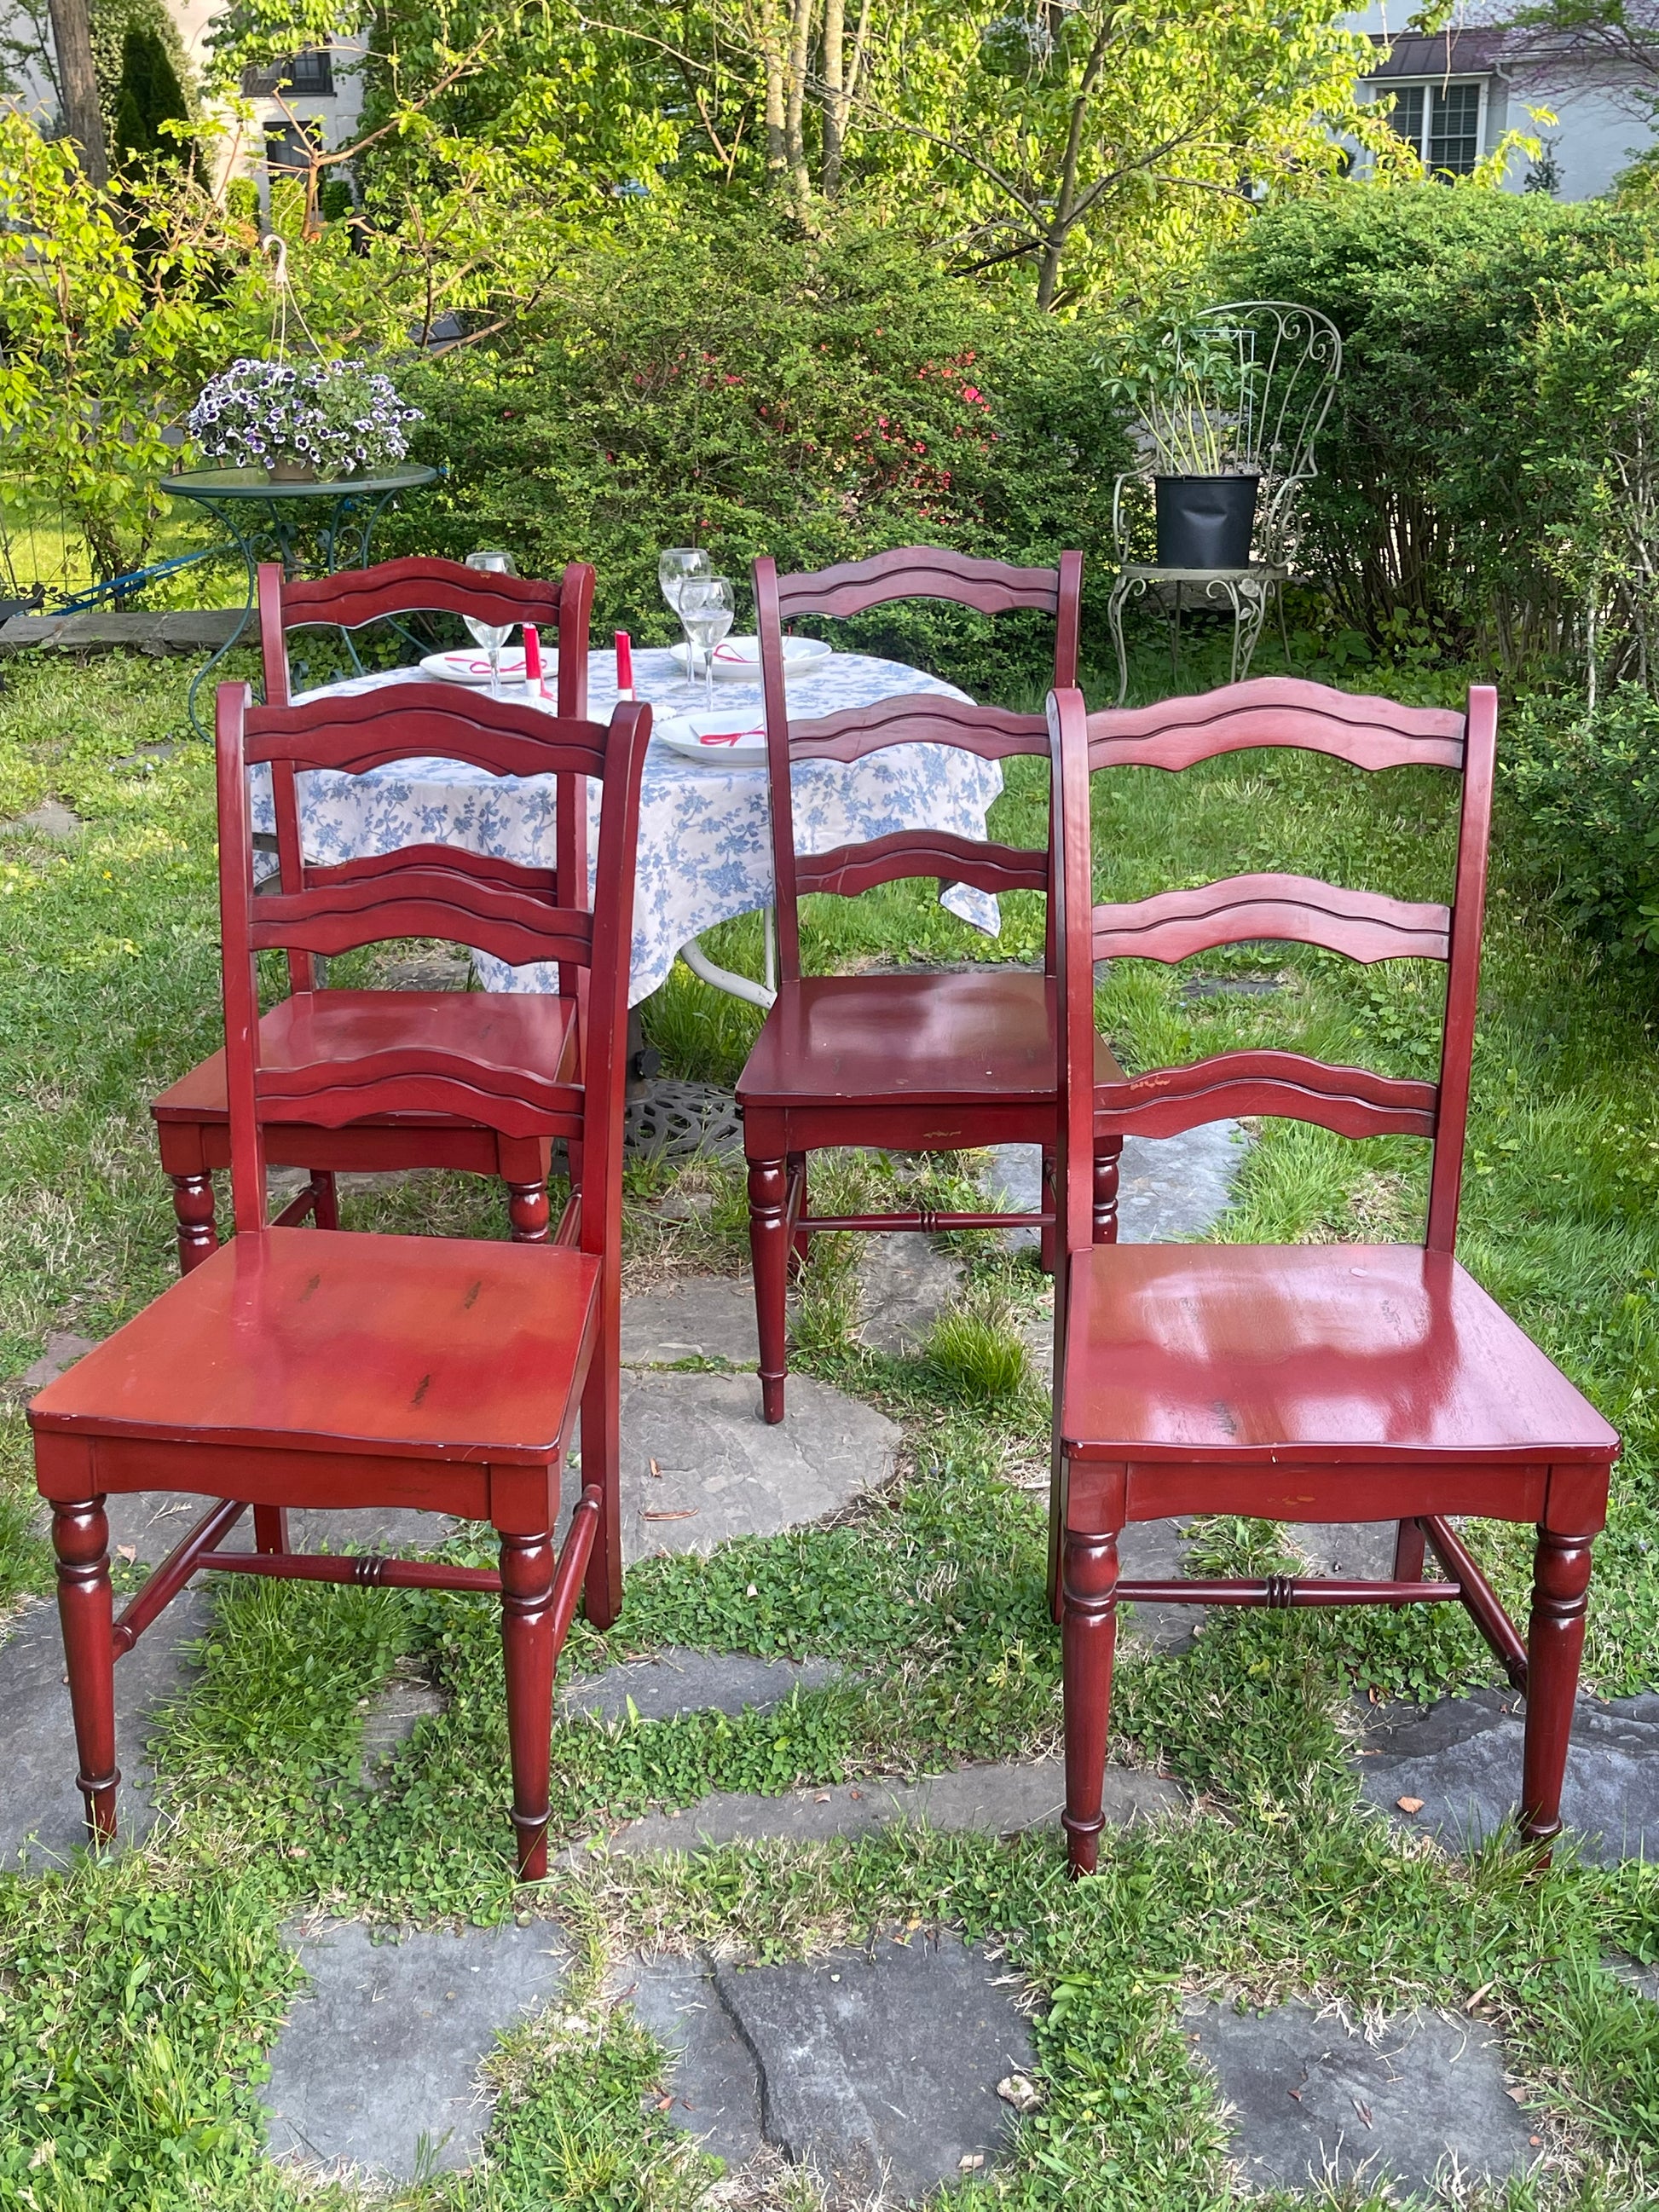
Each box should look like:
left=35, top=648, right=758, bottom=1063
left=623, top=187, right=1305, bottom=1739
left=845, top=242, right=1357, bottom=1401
left=1061, top=1511, right=1120, bottom=1877
left=788, top=1153, right=810, bottom=1268
left=499, top=1528, right=557, bottom=1881
left=1391, top=1516, right=1427, bottom=1604
left=1520, top=1524, right=1595, bottom=1857
left=506, top=1179, right=552, bottom=1243
left=252, top=1505, right=289, bottom=1553
left=310, top=1170, right=340, bottom=1231
left=53, top=1499, right=119, bottom=1846
left=749, top=1154, right=789, bottom=1425
left=170, top=1173, right=218, bottom=1273
left=1093, top=1141, right=1122, bottom=1245
left=579, top=1359, right=622, bottom=1632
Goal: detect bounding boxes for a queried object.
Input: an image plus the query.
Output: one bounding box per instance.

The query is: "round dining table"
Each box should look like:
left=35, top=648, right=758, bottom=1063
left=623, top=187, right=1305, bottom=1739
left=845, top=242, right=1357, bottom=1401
left=248, top=644, right=1007, bottom=1007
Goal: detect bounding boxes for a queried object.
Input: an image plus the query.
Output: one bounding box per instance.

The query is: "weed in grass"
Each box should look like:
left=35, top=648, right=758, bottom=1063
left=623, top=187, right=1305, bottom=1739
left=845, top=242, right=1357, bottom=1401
left=922, top=1293, right=1034, bottom=1413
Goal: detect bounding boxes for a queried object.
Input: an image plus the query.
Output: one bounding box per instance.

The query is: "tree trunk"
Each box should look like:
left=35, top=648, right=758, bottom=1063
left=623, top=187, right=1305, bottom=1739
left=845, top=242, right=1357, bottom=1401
left=1035, top=20, right=1113, bottom=309
left=46, top=0, right=107, bottom=188
left=757, top=0, right=788, bottom=188
left=784, top=0, right=814, bottom=210
left=820, top=0, right=844, bottom=194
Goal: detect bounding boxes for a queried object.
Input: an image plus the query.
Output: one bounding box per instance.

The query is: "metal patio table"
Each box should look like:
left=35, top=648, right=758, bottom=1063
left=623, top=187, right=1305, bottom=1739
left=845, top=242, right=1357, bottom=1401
left=158, top=463, right=439, bottom=737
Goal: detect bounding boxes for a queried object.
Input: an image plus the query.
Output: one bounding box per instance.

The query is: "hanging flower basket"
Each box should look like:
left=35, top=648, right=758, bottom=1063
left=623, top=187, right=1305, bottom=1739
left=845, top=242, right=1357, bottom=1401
left=187, top=357, right=423, bottom=480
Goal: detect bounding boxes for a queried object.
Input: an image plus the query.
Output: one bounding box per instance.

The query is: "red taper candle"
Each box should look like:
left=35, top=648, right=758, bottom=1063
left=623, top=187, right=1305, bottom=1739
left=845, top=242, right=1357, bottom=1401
left=615, top=629, right=634, bottom=701
left=522, top=623, right=543, bottom=693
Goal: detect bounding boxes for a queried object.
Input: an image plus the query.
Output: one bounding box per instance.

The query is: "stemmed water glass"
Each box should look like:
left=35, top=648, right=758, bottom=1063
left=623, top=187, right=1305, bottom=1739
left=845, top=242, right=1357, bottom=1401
left=679, top=576, right=735, bottom=707
left=464, top=548, right=517, bottom=696
left=659, top=547, right=712, bottom=683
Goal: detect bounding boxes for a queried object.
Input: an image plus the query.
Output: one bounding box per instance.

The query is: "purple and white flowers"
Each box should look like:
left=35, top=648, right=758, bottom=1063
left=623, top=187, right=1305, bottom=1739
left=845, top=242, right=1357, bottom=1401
left=188, top=358, right=423, bottom=476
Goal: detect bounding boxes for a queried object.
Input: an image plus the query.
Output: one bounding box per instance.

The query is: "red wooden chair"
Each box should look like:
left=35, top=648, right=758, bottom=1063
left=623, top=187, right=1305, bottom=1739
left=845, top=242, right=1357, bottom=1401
left=737, top=546, right=1124, bottom=1424
left=1047, top=676, right=1619, bottom=1874
left=152, top=556, right=597, bottom=1272
left=30, top=678, right=650, bottom=1879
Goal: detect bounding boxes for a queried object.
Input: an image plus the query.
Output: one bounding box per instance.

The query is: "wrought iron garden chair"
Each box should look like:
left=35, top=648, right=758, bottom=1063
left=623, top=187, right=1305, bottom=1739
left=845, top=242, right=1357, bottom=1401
left=1107, top=301, right=1342, bottom=701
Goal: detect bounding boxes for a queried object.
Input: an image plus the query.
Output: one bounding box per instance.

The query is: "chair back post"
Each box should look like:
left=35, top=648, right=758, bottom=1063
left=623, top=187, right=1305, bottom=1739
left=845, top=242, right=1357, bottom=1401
left=1425, top=684, right=1498, bottom=1253
left=257, top=562, right=318, bottom=992
left=214, top=681, right=270, bottom=1236
left=754, top=555, right=805, bottom=982
left=1054, top=550, right=1083, bottom=690
left=1049, top=684, right=1097, bottom=1264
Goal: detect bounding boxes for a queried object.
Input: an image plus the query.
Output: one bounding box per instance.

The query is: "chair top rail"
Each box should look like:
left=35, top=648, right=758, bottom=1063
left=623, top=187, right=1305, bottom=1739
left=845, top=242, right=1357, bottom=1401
left=773, top=545, right=1069, bottom=621
left=1092, top=667, right=1468, bottom=774
left=1086, top=676, right=1465, bottom=774
left=271, top=555, right=588, bottom=634
left=244, top=684, right=610, bottom=783
left=787, top=693, right=1049, bottom=765
left=1091, top=873, right=1451, bottom=965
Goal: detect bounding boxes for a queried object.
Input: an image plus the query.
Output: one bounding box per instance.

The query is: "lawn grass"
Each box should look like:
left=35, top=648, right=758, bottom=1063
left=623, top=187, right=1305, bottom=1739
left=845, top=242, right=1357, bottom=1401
left=1, top=632, right=1658, bottom=2208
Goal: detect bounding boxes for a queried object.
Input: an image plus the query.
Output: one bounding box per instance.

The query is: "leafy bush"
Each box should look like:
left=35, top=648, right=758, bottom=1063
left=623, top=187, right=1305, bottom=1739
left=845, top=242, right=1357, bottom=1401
left=1212, top=184, right=1657, bottom=671
left=1503, top=686, right=1659, bottom=957
left=384, top=217, right=1130, bottom=695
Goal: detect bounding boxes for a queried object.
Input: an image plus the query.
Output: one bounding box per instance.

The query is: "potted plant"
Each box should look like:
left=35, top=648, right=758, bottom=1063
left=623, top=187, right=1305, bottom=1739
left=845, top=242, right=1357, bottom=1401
left=186, top=357, right=422, bottom=480
left=1101, top=320, right=1260, bottom=569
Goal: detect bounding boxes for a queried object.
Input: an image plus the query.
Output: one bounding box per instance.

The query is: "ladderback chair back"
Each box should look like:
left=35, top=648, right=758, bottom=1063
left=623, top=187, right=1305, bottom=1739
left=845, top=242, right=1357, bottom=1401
left=754, top=546, right=1082, bottom=981
left=1045, top=673, right=1618, bottom=1880
left=257, top=556, right=596, bottom=994
left=217, top=679, right=644, bottom=1293
left=1052, top=673, right=1494, bottom=1268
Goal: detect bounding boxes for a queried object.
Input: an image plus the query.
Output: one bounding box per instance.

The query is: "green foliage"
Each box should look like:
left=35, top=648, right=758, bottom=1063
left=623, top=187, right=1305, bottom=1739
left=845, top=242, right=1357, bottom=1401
left=1503, top=684, right=1659, bottom=959
left=386, top=216, right=1128, bottom=690
left=110, top=24, right=189, bottom=171
left=1212, top=183, right=1658, bottom=672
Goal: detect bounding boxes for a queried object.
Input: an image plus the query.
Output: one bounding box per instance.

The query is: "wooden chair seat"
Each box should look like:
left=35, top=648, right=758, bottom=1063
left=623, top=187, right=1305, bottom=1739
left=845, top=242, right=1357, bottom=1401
left=737, top=972, right=1125, bottom=1108
left=154, top=990, right=579, bottom=1129
left=30, top=1227, right=598, bottom=1468
left=1062, top=1242, right=1616, bottom=1481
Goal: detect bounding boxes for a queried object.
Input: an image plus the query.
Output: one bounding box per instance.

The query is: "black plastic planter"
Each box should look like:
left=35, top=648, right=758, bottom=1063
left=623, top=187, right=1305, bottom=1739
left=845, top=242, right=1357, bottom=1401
left=1153, top=474, right=1258, bottom=568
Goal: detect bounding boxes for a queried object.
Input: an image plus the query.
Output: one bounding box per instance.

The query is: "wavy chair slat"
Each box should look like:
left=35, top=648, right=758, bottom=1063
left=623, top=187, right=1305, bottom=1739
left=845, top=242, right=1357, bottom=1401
left=1090, top=875, right=1451, bottom=965
left=1085, top=676, right=1465, bottom=774
left=1092, top=1051, right=1439, bottom=1141
left=309, top=844, right=558, bottom=895
left=245, top=686, right=609, bottom=784
left=774, top=545, right=1072, bottom=621
left=250, top=897, right=592, bottom=971
left=796, top=829, right=1049, bottom=902
left=256, top=1054, right=583, bottom=1137
left=787, top=694, right=1048, bottom=765
left=275, top=555, right=578, bottom=633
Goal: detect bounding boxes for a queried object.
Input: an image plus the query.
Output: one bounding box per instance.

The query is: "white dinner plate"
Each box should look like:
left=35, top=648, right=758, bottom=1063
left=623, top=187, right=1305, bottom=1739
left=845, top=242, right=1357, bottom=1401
left=668, top=634, right=831, bottom=680
left=654, top=711, right=770, bottom=764
left=418, top=647, right=535, bottom=684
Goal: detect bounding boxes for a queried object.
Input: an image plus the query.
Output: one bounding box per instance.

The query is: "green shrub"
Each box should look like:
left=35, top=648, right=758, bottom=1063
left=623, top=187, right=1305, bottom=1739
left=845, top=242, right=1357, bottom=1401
left=1503, top=685, right=1659, bottom=956
left=1212, top=184, right=1657, bottom=668
left=384, top=217, right=1130, bottom=696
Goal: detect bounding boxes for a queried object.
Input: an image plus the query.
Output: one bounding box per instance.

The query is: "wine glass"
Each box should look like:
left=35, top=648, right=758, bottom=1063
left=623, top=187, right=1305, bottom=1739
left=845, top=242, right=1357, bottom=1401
left=659, top=547, right=711, bottom=680
left=464, top=549, right=516, bottom=696
left=679, top=576, right=735, bottom=707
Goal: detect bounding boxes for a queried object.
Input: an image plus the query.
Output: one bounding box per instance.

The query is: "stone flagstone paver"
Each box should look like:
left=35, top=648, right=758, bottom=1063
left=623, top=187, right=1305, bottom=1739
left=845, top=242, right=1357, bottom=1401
left=1356, top=1689, right=1659, bottom=1863
left=855, top=1231, right=961, bottom=1354
left=562, top=1648, right=842, bottom=1724
left=569, top=1370, right=899, bottom=1563
left=617, top=1932, right=1036, bottom=2200
left=1185, top=1998, right=1538, bottom=2196
left=264, top=1920, right=573, bottom=2180
left=619, top=1277, right=760, bottom=1366
left=988, top=1123, right=1249, bottom=1252
left=570, top=1754, right=1182, bottom=1857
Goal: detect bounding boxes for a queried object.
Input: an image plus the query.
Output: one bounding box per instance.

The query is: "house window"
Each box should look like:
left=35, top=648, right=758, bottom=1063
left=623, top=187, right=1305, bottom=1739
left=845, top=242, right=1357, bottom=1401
left=265, top=116, right=323, bottom=174
left=243, top=47, right=333, bottom=98
left=1384, top=79, right=1483, bottom=175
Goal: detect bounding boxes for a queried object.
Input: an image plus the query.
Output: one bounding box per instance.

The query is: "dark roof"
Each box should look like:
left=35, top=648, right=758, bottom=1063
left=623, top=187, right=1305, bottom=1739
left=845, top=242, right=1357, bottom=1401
left=1365, top=29, right=1506, bottom=78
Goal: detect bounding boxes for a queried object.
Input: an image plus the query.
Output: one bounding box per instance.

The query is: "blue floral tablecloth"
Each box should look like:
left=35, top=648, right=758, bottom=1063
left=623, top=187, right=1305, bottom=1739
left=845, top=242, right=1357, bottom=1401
left=249, top=645, right=1003, bottom=1005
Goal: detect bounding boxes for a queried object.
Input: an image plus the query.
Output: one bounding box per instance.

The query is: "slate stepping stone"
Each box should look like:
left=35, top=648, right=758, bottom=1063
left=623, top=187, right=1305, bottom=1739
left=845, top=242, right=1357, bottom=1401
left=561, top=1648, right=841, bottom=1724
left=1610, top=1955, right=1659, bottom=2004
left=1185, top=1998, right=1536, bottom=2196
left=17, top=1329, right=101, bottom=1392
left=854, top=1232, right=960, bottom=1354
left=571, top=1753, right=1182, bottom=1857
left=0, top=1587, right=209, bottom=1869
left=9, top=798, right=82, bottom=839
left=1356, top=1689, right=1659, bottom=1863
left=987, top=1123, right=1248, bottom=1252
left=1292, top=1522, right=1400, bottom=1579
left=1119, top=1516, right=1202, bottom=1654
left=619, top=1277, right=760, bottom=1366
left=617, top=1932, right=1036, bottom=2201
left=264, top=1919, right=572, bottom=2180
left=568, top=1370, right=899, bottom=1563
left=358, top=1669, right=446, bottom=1779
